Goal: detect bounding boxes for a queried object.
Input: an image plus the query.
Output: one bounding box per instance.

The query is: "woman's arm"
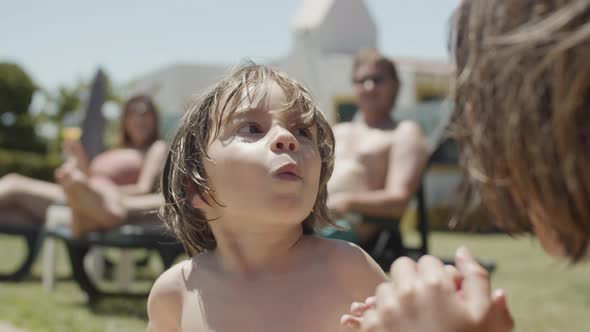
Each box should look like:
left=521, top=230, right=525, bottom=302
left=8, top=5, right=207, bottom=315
left=62, top=140, right=90, bottom=175
left=119, top=140, right=168, bottom=196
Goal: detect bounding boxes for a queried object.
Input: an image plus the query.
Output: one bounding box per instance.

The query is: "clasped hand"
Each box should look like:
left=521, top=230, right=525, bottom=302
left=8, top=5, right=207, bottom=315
left=341, top=247, right=514, bottom=332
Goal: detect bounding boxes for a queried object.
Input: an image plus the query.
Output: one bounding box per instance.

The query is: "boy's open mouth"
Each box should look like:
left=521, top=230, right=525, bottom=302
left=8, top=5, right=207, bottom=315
left=272, top=164, right=302, bottom=181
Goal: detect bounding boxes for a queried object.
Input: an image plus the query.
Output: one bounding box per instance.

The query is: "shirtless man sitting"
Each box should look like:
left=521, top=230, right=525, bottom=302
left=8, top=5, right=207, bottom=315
left=325, top=48, right=428, bottom=245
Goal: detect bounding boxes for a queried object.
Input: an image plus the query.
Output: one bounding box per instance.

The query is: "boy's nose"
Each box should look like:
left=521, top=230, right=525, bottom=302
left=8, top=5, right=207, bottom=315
left=272, top=129, right=299, bottom=152
left=275, top=141, right=296, bottom=151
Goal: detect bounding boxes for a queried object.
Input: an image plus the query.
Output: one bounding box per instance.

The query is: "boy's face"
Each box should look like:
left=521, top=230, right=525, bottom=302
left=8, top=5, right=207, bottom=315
left=200, top=81, right=321, bottom=230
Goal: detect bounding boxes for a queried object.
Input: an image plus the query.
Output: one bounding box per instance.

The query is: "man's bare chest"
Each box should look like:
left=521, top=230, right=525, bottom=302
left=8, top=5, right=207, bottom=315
left=343, top=126, right=393, bottom=160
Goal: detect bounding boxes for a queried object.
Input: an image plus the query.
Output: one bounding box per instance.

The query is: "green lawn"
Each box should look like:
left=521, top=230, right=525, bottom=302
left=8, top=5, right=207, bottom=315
left=1, top=232, right=589, bottom=332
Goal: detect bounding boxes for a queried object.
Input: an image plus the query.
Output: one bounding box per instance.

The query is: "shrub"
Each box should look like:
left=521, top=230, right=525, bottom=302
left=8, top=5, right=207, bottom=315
left=0, top=62, right=47, bottom=152
left=0, top=149, right=62, bottom=181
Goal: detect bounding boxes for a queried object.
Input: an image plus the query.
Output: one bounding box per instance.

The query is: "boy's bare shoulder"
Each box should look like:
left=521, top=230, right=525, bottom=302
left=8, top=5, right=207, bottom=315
left=306, top=236, right=387, bottom=278
left=151, top=259, right=189, bottom=290
left=307, top=235, right=362, bottom=254
left=306, top=236, right=387, bottom=298
left=147, top=259, right=193, bottom=331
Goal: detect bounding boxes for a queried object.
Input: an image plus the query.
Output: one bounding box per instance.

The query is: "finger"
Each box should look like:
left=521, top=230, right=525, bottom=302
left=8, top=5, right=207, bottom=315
left=351, top=301, right=372, bottom=316
left=365, top=296, right=376, bottom=307
left=492, top=289, right=507, bottom=310
left=375, top=282, right=397, bottom=310
left=359, top=309, right=381, bottom=332
left=390, top=257, right=418, bottom=292
left=455, top=246, right=492, bottom=317
left=444, top=264, right=464, bottom=292
left=490, top=289, right=515, bottom=331
left=492, top=289, right=514, bottom=322
left=340, top=314, right=362, bottom=330
left=417, top=255, right=454, bottom=291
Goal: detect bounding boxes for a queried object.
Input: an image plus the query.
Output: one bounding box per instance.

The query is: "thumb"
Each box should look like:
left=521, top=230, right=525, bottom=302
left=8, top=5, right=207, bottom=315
left=455, top=246, right=492, bottom=318
left=491, top=289, right=507, bottom=311
left=491, top=289, right=515, bottom=331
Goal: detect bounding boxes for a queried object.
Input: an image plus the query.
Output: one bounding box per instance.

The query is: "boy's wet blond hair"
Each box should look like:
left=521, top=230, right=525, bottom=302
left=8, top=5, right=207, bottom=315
left=160, top=62, right=335, bottom=256
left=450, top=0, right=590, bottom=260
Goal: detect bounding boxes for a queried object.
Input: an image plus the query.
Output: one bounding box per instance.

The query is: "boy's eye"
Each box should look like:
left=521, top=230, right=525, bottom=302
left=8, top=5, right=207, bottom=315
left=237, top=122, right=263, bottom=134
left=295, top=127, right=313, bottom=139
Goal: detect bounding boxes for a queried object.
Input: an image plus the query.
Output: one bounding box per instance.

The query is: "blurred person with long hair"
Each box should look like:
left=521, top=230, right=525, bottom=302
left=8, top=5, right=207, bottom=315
left=0, top=95, right=167, bottom=237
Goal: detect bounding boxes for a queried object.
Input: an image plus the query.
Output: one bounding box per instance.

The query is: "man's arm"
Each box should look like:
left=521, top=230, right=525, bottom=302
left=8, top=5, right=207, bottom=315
left=334, top=121, right=428, bottom=218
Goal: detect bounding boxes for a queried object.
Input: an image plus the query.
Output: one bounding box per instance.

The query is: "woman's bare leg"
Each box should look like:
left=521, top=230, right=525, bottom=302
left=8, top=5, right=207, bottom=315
left=58, top=164, right=126, bottom=238
left=0, top=173, right=64, bottom=221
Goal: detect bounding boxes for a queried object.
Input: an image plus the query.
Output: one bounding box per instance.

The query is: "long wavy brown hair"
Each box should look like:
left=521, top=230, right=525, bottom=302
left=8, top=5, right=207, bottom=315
left=160, top=62, right=336, bottom=256
left=450, top=0, right=590, bottom=260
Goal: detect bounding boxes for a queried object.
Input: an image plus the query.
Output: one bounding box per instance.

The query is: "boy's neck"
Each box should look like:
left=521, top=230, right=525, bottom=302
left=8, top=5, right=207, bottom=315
left=210, top=224, right=305, bottom=276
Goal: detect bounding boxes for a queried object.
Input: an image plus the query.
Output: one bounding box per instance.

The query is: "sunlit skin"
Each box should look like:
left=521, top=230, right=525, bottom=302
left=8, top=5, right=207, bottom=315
left=201, top=82, right=322, bottom=236
left=147, top=80, right=387, bottom=332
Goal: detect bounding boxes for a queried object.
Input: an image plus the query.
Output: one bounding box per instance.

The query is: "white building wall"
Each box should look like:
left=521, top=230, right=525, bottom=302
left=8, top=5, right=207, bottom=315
left=126, top=64, right=227, bottom=114
left=396, top=65, right=417, bottom=109
left=313, top=0, right=377, bottom=54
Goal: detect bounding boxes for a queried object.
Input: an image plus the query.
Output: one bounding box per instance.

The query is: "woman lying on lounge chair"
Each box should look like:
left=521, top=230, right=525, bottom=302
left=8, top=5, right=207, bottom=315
left=0, top=95, right=167, bottom=238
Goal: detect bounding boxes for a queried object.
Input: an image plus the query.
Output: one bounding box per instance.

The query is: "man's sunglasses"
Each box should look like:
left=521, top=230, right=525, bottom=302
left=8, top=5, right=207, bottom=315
left=352, top=75, right=389, bottom=86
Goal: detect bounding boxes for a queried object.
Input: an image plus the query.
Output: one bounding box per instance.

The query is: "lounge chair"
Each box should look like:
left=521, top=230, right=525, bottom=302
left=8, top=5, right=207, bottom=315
left=42, top=205, right=184, bottom=303
left=0, top=217, right=43, bottom=281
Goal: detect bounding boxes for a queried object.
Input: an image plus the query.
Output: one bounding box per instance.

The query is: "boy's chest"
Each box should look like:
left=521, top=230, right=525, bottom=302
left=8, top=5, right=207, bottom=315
left=180, top=273, right=355, bottom=332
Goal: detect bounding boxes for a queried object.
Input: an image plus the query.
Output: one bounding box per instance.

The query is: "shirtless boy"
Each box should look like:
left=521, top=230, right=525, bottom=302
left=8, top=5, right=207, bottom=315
left=147, top=63, right=387, bottom=331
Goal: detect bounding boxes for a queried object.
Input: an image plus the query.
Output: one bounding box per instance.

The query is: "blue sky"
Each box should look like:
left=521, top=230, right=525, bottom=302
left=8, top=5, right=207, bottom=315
left=1, top=0, right=459, bottom=90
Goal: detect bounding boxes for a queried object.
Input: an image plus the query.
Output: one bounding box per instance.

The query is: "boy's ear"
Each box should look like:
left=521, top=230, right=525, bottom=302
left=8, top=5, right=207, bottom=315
left=190, top=194, right=206, bottom=209
left=185, top=181, right=207, bottom=209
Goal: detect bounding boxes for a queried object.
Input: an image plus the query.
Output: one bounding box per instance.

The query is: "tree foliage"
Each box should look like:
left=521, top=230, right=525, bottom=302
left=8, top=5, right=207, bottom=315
left=0, top=62, right=47, bottom=152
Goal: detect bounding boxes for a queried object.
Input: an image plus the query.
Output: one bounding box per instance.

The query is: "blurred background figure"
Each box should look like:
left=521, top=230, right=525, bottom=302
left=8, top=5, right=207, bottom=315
left=321, top=49, right=428, bottom=247
left=0, top=95, right=167, bottom=237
